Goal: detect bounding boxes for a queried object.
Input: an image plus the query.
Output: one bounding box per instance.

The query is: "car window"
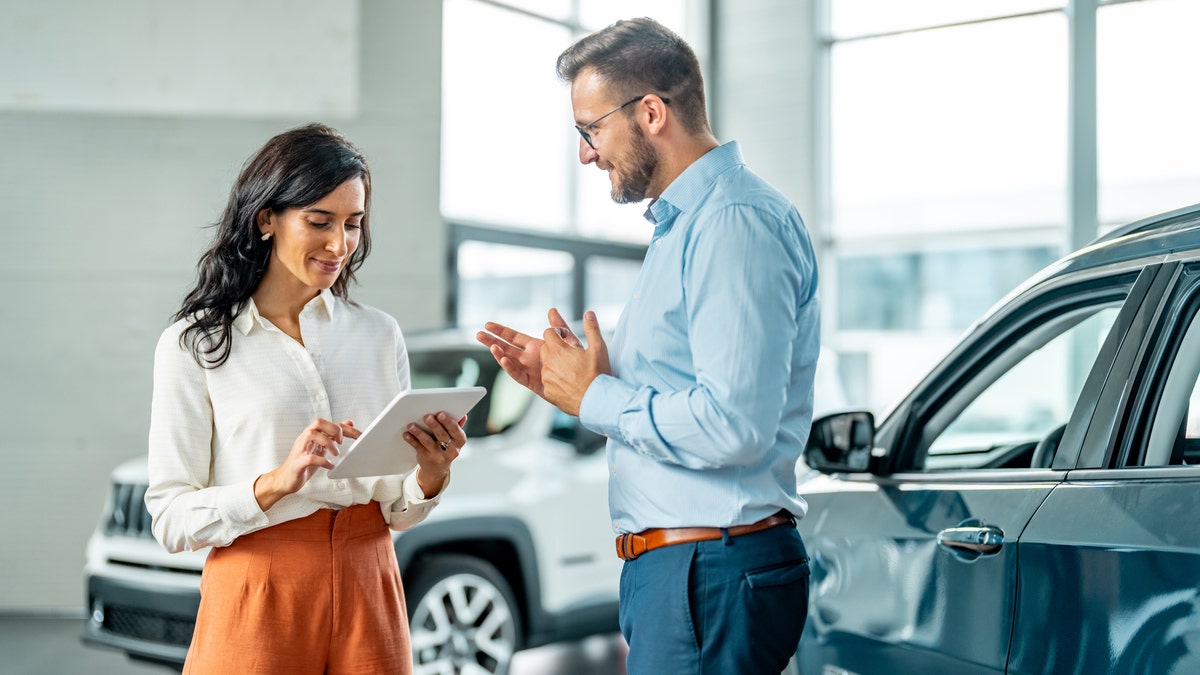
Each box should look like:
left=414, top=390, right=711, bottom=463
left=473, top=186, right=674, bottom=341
left=1143, top=298, right=1200, bottom=466
left=919, top=303, right=1122, bottom=470
left=409, top=348, right=533, bottom=438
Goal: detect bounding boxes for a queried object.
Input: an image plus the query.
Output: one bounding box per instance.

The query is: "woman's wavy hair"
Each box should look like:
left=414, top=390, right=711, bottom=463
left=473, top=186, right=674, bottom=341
left=175, top=123, right=372, bottom=368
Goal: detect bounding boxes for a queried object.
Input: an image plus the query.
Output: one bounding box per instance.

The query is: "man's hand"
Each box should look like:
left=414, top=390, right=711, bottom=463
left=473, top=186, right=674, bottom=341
left=477, top=310, right=580, bottom=398
left=477, top=322, right=548, bottom=396
left=541, top=309, right=611, bottom=416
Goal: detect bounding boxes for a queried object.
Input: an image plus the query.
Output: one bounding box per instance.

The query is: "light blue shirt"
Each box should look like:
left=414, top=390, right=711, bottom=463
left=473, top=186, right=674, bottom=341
left=580, top=141, right=820, bottom=534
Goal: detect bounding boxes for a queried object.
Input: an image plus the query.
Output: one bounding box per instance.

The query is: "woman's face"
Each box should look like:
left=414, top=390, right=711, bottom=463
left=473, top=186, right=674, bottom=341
left=258, top=177, right=366, bottom=297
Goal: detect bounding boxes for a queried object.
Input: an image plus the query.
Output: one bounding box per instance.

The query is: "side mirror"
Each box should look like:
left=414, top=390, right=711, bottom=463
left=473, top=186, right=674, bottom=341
left=805, top=411, right=876, bottom=473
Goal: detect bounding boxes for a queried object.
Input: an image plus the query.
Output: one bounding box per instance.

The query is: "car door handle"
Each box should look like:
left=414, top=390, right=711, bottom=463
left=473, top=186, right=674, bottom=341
left=937, top=520, right=1004, bottom=561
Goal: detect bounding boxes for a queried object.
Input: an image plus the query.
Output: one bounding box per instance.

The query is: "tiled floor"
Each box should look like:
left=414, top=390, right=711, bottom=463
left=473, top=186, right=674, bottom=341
left=0, top=616, right=626, bottom=675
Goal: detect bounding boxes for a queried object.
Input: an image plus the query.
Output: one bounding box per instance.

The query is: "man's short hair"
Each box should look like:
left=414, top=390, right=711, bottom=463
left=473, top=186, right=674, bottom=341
left=556, top=17, right=710, bottom=136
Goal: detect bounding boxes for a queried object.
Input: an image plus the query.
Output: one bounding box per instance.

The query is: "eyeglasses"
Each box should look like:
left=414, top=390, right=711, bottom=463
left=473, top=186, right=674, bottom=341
left=575, top=94, right=670, bottom=150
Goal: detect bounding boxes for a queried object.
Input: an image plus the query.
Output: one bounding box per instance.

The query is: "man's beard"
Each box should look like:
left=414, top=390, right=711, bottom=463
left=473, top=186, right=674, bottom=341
left=610, top=122, right=658, bottom=204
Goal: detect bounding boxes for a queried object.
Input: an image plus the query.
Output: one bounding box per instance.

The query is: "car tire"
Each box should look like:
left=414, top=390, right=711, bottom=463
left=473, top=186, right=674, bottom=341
left=406, top=553, right=523, bottom=675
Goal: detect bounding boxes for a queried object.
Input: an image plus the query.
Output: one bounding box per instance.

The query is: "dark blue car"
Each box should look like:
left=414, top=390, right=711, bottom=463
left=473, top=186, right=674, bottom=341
left=799, top=203, right=1200, bottom=674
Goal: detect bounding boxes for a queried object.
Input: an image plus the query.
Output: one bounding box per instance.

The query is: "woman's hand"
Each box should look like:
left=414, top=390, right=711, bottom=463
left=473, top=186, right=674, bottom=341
left=404, top=412, right=468, bottom=498
left=254, top=418, right=360, bottom=511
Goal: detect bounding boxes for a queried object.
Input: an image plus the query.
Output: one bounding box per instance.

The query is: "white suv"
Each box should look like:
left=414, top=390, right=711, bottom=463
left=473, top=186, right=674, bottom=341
left=82, top=330, right=622, bottom=674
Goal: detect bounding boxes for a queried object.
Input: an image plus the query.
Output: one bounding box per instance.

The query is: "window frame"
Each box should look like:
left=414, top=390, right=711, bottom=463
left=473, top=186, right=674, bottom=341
left=446, top=222, right=647, bottom=326
left=1113, top=260, right=1200, bottom=468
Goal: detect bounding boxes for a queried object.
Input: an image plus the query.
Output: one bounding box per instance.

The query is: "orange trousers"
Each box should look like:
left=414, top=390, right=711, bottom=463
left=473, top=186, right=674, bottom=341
left=183, top=503, right=411, bottom=674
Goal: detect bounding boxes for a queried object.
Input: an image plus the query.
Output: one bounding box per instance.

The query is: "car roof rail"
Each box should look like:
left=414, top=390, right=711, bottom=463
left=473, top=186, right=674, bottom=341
left=1088, top=202, right=1200, bottom=247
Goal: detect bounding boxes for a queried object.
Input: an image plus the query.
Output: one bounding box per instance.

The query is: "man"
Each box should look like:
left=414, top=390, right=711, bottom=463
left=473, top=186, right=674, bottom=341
left=476, top=17, right=819, bottom=675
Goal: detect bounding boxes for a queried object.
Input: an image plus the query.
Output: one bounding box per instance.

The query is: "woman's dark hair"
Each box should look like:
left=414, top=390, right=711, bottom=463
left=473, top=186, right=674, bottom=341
left=556, top=17, right=710, bottom=136
left=175, top=123, right=372, bottom=368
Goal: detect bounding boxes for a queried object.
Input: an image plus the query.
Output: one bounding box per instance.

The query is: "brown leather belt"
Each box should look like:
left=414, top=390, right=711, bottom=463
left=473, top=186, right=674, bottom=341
left=615, top=510, right=794, bottom=561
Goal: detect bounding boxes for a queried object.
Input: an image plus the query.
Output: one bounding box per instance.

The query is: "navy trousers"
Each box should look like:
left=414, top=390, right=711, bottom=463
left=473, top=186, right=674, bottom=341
left=618, top=523, right=810, bottom=675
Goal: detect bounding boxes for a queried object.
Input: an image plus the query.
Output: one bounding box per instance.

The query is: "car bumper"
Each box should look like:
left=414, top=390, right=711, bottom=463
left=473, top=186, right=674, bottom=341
left=81, top=573, right=199, bottom=667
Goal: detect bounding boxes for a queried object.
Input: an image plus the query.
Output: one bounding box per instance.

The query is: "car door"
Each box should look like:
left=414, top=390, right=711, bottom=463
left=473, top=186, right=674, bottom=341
left=797, top=264, right=1156, bottom=675
left=1009, top=259, right=1200, bottom=674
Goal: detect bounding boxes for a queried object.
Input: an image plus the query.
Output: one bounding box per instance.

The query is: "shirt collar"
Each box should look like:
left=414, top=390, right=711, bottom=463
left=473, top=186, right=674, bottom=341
left=232, top=288, right=337, bottom=336
left=311, top=288, right=337, bottom=320
left=647, top=141, right=744, bottom=228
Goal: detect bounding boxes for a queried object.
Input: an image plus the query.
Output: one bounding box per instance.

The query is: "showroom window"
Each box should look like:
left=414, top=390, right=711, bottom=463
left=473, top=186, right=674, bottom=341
left=821, top=0, right=1198, bottom=416
left=1096, top=0, right=1200, bottom=225
left=441, top=0, right=697, bottom=332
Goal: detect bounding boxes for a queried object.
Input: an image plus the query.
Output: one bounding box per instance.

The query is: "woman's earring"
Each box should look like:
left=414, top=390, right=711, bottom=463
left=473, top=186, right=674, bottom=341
left=261, top=232, right=272, bottom=241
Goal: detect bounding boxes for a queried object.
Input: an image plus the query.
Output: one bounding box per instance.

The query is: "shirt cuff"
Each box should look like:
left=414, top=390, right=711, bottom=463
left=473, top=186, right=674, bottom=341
left=399, top=469, right=449, bottom=507
left=579, top=373, right=633, bottom=439
left=220, top=480, right=270, bottom=530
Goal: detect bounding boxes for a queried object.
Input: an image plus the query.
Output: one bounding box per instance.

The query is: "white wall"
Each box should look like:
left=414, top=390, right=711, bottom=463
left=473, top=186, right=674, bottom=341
left=0, top=0, right=445, bottom=611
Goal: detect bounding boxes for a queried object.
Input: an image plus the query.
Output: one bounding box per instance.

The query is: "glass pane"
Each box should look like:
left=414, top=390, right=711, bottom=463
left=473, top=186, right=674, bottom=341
left=442, top=0, right=573, bottom=230
left=834, top=244, right=1059, bottom=415
left=838, top=247, right=1058, bottom=332
left=1098, top=0, right=1200, bottom=226
left=831, top=0, right=1064, bottom=38
left=927, top=306, right=1121, bottom=467
left=496, top=0, right=571, bottom=22
left=836, top=333, right=962, bottom=417
left=579, top=0, right=688, bottom=34
left=456, top=241, right=573, bottom=334
left=1145, top=305, right=1200, bottom=466
left=831, top=14, right=1067, bottom=237
left=584, top=256, right=643, bottom=327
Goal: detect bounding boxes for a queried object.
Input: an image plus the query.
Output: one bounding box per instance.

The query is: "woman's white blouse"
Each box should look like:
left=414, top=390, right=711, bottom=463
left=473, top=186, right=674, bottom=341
left=145, top=290, right=446, bottom=553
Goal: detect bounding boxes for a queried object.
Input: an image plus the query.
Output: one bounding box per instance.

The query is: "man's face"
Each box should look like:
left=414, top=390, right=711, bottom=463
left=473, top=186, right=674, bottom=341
left=571, top=70, right=660, bottom=203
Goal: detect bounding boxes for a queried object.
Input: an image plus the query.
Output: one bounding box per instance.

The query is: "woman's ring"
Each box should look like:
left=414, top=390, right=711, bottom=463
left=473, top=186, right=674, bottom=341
left=439, top=440, right=449, bottom=451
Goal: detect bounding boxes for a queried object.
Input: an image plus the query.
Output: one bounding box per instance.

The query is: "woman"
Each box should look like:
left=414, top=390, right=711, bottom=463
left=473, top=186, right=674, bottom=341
left=145, top=123, right=464, bottom=674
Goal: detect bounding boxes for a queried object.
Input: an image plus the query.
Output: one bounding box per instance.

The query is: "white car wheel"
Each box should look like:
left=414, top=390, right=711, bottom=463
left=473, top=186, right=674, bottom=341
left=408, top=554, right=522, bottom=675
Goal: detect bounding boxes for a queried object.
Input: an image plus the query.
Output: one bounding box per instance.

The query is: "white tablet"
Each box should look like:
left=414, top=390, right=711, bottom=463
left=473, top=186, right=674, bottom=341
left=327, top=386, right=487, bottom=479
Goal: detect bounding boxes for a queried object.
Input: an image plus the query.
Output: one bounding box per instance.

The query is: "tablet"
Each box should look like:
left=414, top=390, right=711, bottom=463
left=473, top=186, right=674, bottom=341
left=327, top=386, right=487, bottom=479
